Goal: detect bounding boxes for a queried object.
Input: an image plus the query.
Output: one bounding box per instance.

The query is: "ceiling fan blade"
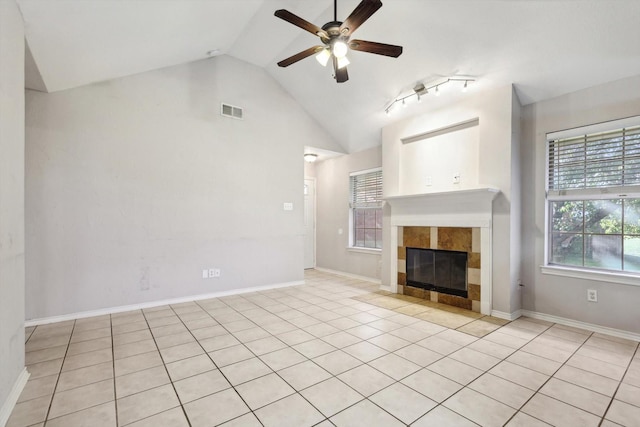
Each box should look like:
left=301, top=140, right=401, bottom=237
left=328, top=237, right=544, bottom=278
left=349, top=39, right=403, bottom=57
left=277, top=46, right=324, bottom=67
left=333, top=57, right=349, bottom=83
left=274, top=9, right=328, bottom=39
left=339, top=0, right=382, bottom=36
left=336, top=66, right=349, bottom=83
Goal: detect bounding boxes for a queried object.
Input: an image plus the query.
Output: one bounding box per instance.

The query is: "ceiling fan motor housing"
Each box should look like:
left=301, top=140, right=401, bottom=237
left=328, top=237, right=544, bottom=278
left=321, top=21, right=346, bottom=42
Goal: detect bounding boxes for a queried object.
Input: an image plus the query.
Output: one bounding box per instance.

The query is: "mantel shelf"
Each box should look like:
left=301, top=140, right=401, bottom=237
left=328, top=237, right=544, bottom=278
left=385, top=187, right=500, bottom=205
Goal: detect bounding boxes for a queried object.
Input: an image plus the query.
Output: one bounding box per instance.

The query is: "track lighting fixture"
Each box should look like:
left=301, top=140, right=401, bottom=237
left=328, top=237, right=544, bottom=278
left=384, top=77, right=475, bottom=116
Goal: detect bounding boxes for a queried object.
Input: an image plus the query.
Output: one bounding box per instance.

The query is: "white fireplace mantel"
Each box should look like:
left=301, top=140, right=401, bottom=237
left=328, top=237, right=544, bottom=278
left=385, top=186, right=500, bottom=315
left=385, top=187, right=500, bottom=228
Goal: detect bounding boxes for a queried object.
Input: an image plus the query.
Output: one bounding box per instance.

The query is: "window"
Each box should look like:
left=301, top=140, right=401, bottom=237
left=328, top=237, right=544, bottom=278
left=547, top=119, right=640, bottom=273
left=350, top=168, right=383, bottom=249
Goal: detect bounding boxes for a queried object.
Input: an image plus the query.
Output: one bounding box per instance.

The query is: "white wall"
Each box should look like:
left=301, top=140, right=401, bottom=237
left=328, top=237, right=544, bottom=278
left=510, top=88, right=523, bottom=312
left=304, top=161, right=316, bottom=178
left=382, top=85, right=521, bottom=314
left=25, top=55, right=342, bottom=319
left=521, top=74, right=640, bottom=334
left=0, top=0, right=26, bottom=413
left=315, top=146, right=382, bottom=280
left=399, top=125, right=480, bottom=194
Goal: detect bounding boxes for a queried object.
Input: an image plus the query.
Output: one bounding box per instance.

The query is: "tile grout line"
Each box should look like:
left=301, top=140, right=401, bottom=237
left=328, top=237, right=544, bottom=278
left=210, top=290, right=356, bottom=425
left=255, top=282, right=492, bottom=424
left=140, top=307, right=194, bottom=427
left=109, top=314, right=119, bottom=427
left=17, top=279, right=442, bottom=425
left=402, top=319, right=550, bottom=426
left=497, top=320, right=582, bottom=426
left=174, top=299, right=266, bottom=426
left=23, top=304, right=514, bottom=425
left=597, top=342, right=640, bottom=426
left=40, top=319, right=77, bottom=426
left=199, top=284, right=387, bottom=424
left=18, top=274, right=640, bottom=427
left=217, top=287, right=442, bottom=425
left=501, top=324, right=619, bottom=426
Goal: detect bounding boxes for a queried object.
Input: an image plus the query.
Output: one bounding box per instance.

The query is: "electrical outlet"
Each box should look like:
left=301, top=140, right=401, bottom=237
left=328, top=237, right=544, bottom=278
left=426, top=176, right=433, bottom=186
left=453, top=173, right=461, bottom=184
left=587, top=289, right=598, bottom=302
left=212, top=269, right=221, bottom=278
left=283, top=202, right=293, bottom=211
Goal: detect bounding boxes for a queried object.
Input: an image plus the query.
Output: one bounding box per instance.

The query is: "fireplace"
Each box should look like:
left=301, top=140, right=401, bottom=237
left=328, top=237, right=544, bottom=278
left=386, top=188, right=499, bottom=314
left=406, top=247, right=468, bottom=298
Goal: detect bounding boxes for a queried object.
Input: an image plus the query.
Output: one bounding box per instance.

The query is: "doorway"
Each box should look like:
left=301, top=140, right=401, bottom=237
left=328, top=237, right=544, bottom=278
left=304, top=178, right=316, bottom=269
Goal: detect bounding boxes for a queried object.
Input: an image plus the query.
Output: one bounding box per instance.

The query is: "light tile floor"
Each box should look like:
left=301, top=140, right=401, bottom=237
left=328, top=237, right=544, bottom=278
left=9, top=269, right=640, bottom=427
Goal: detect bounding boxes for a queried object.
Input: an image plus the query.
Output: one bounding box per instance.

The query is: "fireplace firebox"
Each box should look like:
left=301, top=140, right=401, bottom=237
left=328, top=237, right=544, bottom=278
left=406, top=247, right=468, bottom=298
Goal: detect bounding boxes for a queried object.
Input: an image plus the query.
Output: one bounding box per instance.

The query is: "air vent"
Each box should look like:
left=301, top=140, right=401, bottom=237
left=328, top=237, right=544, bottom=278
left=221, top=103, right=243, bottom=120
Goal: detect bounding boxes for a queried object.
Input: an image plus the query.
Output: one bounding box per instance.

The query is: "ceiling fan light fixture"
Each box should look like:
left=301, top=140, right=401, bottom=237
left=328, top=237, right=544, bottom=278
left=337, top=56, right=350, bottom=69
left=332, top=40, right=349, bottom=58
left=316, top=48, right=331, bottom=66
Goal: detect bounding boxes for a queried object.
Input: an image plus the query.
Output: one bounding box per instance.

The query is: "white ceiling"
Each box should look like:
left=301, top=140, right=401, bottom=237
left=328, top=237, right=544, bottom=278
left=18, top=0, right=640, bottom=153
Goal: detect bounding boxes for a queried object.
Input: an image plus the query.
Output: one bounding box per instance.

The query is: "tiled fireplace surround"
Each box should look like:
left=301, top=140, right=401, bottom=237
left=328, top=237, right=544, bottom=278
left=386, top=188, right=499, bottom=316
left=397, top=226, right=482, bottom=312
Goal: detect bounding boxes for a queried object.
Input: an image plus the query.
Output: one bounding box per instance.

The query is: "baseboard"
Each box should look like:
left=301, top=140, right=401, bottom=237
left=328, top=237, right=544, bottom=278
left=25, top=280, right=305, bottom=327
left=491, top=309, right=523, bottom=321
left=314, top=267, right=381, bottom=285
left=521, top=310, right=640, bottom=342
left=0, top=367, right=29, bottom=427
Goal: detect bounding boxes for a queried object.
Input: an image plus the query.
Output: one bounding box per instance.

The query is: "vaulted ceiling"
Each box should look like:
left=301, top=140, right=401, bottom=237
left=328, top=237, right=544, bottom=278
left=18, top=0, right=640, bottom=153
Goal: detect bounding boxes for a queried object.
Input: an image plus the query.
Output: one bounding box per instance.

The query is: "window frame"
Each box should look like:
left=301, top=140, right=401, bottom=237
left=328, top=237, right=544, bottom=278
left=543, top=116, right=640, bottom=284
left=349, top=167, right=383, bottom=251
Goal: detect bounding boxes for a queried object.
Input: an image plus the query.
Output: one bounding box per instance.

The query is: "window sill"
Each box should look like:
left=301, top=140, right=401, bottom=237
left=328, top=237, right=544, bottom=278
left=347, top=247, right=382, bottom=255
left=540, top=265, right=640, bottom=287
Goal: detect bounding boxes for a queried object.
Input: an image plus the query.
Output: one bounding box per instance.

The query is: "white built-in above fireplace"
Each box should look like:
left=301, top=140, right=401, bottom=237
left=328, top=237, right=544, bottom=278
left=385, top=187, right=499, bottom=315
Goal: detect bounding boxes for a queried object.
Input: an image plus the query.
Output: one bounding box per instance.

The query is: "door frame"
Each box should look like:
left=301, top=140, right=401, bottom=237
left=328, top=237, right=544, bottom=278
left=304, top=177, right=317, bottom=269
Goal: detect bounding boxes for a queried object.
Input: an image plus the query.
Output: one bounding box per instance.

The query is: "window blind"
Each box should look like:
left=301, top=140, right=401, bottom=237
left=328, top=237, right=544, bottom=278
left=548, top=125, right=640, bottom=192
left=350, top=169, right=383, bottom=208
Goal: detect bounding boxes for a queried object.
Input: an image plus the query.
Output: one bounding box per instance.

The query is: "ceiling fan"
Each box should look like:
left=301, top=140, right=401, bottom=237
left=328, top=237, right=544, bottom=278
left=274, top=0, right=403, bottom=83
